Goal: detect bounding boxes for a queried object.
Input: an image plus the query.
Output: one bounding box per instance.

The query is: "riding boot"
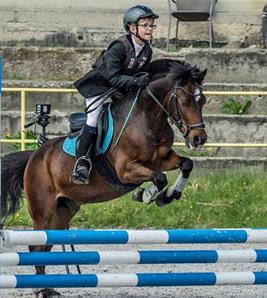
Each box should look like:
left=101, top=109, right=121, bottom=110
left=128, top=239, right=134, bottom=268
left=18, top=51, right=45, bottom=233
left=72, top=125, right=96, bottom=185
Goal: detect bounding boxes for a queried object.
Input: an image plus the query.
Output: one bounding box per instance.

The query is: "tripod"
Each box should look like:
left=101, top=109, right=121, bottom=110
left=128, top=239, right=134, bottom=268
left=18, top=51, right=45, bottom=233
left=24, top=112, right=50, bottom=146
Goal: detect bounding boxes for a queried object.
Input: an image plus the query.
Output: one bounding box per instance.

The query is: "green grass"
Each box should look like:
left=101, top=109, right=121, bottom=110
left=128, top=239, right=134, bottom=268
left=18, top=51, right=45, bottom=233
left=5, top=167, right=267, bottom=229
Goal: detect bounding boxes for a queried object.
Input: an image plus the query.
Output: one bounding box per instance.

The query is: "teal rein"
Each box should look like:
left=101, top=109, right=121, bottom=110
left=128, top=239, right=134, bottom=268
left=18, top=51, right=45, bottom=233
left=113, top=86, right=142, bottom=150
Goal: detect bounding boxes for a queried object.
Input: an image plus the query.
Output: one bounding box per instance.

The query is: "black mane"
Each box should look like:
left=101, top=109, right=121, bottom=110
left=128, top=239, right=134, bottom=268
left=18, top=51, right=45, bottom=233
left=112, top=59, right=206, bottom=108
left=149, top=59, right=205, bottom=84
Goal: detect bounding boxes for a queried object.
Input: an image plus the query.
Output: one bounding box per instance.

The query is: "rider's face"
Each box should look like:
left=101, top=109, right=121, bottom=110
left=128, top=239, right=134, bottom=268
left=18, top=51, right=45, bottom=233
left=129, top=18, right=156, bottom=44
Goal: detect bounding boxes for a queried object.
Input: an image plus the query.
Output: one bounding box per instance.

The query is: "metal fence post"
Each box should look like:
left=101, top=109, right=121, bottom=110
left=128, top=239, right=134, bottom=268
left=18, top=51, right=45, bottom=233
left=20, top=90, right=26, bottom=150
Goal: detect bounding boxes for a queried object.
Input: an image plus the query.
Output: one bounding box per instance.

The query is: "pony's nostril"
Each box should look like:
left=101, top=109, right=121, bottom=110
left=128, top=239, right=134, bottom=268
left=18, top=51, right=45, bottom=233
left=193, top=136, right=206, bottom=146
left=193, top=136, right=200, bottom=146
left=201, top=135, right=207, bottom=145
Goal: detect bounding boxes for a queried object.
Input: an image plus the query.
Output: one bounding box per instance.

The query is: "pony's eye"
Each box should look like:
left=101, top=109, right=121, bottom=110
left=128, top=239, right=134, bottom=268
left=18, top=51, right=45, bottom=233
left=180, top=99, right=190, bottom=106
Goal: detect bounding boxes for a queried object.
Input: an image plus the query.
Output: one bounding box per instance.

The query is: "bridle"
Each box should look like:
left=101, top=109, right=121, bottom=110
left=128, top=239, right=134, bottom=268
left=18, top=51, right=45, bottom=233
left=113, top=79, right=205, bottom=151
left=146, top=80, right=206, bottom=138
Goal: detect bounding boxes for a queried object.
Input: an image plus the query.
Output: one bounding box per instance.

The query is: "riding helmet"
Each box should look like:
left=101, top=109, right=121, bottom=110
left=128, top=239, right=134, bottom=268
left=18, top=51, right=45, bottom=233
left=123, top=5, right=159, bottom=32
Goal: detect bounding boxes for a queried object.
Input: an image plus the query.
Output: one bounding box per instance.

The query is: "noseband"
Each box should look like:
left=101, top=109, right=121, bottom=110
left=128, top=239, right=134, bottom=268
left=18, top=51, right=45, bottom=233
left=146, top=81, right=206, bottom=138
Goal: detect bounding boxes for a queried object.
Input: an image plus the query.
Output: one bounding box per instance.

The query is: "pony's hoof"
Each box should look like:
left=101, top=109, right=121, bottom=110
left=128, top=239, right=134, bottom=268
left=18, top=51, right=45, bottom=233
left=174, top=190, right=182, bottom=200
left=131, top=188, right=144, bottom=202
left=34, top=288, right=61, bottom=298
left=155, top=190, right=175, bottom=207
left=152, top=171, right=167, bottom=190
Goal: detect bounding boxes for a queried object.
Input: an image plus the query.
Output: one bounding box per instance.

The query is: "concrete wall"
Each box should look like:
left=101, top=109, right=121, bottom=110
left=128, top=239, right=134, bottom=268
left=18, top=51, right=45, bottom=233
left=2, top=79, right=267, bottom=115
left=0, top=0, right=266, bottom=47
left=1, top=46, right=266, bottom=84
left=0, top=1, right=266, bottom=158
left=1, top=111, right=266, bottom=157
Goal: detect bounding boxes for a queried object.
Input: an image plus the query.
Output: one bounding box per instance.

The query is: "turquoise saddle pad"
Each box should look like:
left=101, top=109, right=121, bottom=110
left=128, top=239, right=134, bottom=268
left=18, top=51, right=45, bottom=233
left=63, top=104, right=113, bottom=157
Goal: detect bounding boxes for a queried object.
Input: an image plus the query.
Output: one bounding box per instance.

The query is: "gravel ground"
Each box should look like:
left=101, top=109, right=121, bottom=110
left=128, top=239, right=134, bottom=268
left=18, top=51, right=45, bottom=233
left=1, top=243, right=267, bottom=298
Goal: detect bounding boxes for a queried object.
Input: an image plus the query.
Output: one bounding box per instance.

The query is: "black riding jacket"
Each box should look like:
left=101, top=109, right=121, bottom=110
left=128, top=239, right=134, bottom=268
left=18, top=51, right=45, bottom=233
left=74, top=34, right=153, bottom=98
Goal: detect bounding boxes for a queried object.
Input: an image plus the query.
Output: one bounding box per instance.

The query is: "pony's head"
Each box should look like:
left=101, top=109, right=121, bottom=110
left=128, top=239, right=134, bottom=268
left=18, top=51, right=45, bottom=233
left=149, top=59, right=208, bottom=149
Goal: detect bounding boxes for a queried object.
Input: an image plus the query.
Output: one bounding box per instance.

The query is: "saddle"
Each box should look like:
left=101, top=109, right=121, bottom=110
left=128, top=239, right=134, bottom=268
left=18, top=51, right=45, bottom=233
left=68, top=102, right=113, bottom=155
left=63, top=103, right=139, bottom=192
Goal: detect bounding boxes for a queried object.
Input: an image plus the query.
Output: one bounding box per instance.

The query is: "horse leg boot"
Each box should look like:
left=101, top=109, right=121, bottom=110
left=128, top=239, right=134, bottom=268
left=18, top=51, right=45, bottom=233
left=140, top=171, right=168, bottom=204
left=156, top=158, right=193, bottom=207
left=72, top=125, right=96, bottom=184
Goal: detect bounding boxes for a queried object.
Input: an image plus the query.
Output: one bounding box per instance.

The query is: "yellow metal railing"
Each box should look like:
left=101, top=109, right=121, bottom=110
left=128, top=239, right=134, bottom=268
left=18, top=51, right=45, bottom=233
left=1, top=87, right=267, bottom=150
left=1, top=87, right=77, bottom=150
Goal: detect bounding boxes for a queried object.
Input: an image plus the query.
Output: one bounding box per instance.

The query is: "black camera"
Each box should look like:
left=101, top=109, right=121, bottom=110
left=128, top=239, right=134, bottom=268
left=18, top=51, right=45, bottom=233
left=25, top=103, right=52, bottom=145
left=35, top=104, right=51, bottom=116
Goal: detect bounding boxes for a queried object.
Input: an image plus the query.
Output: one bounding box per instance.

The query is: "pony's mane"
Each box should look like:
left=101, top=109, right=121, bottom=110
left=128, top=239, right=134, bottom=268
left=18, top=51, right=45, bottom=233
left=112, top=59, right=206, bottom=107
left=149, top=59, right=204, bottom=84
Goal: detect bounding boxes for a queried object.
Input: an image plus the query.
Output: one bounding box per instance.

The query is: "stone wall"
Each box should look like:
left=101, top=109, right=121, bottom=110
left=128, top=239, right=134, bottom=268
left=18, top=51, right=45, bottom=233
left=1, top=46, right=266, bottom=84
left=1, top=111, right=266, bottom=157
left=0, top=1, right=266, bottom=158
left=2, top=79, right=266, bottom=115
left=0, top=0, right=266, bottom=47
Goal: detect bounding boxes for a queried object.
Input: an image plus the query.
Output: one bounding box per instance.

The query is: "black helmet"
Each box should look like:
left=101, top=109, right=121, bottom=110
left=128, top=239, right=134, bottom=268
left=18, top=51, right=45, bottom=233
left=123, top=5, right=159, bottom=32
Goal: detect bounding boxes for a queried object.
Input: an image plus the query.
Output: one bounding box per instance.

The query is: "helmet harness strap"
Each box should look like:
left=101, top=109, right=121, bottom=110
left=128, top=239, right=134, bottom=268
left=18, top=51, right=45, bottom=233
left=129, top=23, right=147, bottom=43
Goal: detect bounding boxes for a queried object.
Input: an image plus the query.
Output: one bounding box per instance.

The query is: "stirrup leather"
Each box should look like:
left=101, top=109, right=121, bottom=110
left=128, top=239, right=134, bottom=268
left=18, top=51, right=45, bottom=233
left=72, top=156, right=92, bottom=185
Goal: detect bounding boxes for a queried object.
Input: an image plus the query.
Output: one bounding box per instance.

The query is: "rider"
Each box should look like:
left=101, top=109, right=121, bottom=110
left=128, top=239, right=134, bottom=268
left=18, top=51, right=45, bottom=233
left=72, top=5, right=159, bottom=184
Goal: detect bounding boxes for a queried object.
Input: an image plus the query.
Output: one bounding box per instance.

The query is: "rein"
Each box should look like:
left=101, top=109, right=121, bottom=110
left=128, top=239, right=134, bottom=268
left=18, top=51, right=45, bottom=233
left=146, top=81, right=205, bottom=138
left=112, top=86, right=143, bottom=152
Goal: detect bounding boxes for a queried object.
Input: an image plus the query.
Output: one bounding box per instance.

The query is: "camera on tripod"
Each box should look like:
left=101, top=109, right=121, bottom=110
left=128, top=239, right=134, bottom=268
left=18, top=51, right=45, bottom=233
left=35, top=103, right=51, bottom=116
left=25, top=104, right=51, bottom=145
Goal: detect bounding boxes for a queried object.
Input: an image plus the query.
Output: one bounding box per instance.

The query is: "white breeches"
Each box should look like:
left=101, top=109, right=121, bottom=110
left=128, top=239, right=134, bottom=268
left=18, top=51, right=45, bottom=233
left=85, top=96, right=104, bottom=127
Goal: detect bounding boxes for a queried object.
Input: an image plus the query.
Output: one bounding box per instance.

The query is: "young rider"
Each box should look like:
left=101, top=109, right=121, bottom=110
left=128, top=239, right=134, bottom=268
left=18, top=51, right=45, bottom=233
left=72, top=5, right=159, bottom=184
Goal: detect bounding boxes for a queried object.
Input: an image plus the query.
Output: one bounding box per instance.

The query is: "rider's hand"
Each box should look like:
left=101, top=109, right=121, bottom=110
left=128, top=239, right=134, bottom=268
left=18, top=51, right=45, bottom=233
left=133, top=73, right=150, bottom=87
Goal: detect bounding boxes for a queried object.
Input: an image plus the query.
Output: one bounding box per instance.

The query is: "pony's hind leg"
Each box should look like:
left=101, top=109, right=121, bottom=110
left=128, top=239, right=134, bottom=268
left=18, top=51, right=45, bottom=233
left=29, top=196, right=80, bottom=298
left=28, top=193, right=58, bottom=298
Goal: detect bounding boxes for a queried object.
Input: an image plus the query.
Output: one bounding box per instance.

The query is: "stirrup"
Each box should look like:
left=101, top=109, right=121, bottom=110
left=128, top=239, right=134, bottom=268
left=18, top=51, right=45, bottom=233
left=72, top=156, right=92, bottom=185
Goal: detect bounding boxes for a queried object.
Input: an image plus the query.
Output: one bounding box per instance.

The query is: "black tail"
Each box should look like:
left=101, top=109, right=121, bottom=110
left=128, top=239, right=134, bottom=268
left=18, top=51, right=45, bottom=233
left=1, top=150, right=34, bottom=223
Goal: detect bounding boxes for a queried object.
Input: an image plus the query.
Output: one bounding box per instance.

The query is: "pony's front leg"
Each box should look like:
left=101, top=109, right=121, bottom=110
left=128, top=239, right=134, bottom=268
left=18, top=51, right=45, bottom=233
left=117, top=161, right=168, bottom=203
left=140, top=170, right=169, bottom=204
left=156, top=150, right=193, bottom=207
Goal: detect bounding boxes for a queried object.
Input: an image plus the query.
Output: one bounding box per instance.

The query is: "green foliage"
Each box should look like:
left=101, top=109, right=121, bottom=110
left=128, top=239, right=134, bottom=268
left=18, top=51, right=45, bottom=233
left=222, top=97, right=252, bottom=114
left=177, top=147, right=212, bottom=157
left=5, top=130, right=38, bottom=150
left=6, top=167, right=267, bottom=229
left=9, top=73, right=25, bottom=80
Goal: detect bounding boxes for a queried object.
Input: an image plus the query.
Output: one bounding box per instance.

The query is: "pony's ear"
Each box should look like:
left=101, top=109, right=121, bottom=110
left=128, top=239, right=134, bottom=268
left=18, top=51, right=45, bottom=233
left=180, top=69, right=192, bottom=82
left=198, top=69, right=207, bottom=82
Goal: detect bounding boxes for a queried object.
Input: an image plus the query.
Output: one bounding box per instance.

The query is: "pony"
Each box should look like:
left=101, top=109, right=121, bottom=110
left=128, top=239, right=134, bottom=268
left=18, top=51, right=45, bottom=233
left=1, top=59, right=207, bottom=297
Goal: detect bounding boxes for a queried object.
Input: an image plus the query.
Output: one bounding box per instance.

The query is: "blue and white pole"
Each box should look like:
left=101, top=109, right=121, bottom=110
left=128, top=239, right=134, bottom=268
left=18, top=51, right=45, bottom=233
left=1, top=229, right=267, bottom=246
left=1, top=272, right=267, bottom=288
left=1, top=249, right=267, bottom=266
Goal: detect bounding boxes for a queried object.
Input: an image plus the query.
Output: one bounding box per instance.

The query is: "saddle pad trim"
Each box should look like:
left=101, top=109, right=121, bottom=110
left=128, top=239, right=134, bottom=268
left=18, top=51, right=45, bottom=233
left=63, top=136, right=78, bottom=157
left=98, top=104, right=113, bottom=155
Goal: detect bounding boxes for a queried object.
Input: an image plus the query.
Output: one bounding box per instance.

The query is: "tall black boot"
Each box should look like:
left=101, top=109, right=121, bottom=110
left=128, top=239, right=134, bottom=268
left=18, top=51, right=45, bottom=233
left=72, top=125, right=96, bottom=184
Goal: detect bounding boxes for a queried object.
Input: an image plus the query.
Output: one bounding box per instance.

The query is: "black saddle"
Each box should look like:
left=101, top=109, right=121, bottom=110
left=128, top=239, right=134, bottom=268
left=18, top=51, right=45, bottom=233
left=68, top=103, right=110, bottom=154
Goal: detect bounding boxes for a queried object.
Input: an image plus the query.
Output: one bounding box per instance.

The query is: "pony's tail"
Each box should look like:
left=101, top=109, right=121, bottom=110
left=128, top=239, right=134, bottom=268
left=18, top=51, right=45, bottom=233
left=1, top=150, right=34, bottom=224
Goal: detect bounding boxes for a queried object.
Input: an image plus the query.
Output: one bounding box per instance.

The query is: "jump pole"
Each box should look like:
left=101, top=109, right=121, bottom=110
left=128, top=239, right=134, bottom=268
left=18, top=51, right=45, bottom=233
left=1, top=249, right=267, bottom=266
left=1, top=229, right=267, bottom=246
left=1, top=272, right=267, bottom=288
